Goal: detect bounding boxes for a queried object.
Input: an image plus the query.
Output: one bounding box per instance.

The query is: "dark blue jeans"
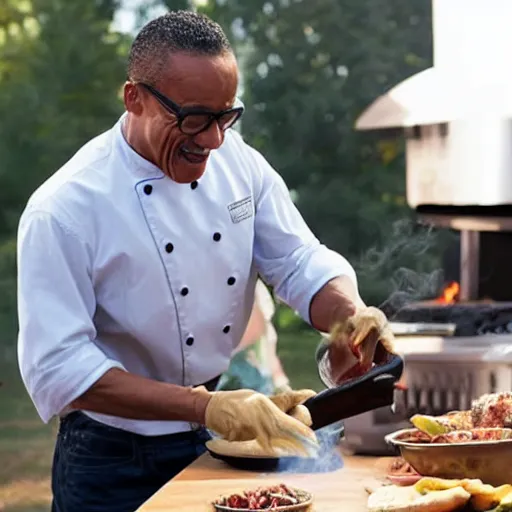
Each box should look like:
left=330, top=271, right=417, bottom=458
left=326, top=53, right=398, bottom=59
left=51, top=412, right=210, bottom=512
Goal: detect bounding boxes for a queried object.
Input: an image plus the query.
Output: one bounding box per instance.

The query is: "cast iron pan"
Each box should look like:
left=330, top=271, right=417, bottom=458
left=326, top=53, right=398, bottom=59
left=206, top=352, right=404, bottom=471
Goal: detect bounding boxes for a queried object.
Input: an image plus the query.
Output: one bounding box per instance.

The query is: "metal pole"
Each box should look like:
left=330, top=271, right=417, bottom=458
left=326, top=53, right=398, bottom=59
left=459, top=230, right=480, bottom=301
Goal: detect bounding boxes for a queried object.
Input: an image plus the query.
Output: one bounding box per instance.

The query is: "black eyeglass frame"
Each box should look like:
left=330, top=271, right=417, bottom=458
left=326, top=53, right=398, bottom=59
left=137, top=82, right=244, bottom=135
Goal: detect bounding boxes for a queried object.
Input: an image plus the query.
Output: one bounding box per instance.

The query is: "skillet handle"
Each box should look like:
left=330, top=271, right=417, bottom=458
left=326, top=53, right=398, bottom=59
left=304, top=354, right=404, bottom=431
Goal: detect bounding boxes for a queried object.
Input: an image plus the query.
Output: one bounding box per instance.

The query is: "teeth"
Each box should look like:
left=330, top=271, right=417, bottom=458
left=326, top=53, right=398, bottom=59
left=182, top=147, right=209, bottom=156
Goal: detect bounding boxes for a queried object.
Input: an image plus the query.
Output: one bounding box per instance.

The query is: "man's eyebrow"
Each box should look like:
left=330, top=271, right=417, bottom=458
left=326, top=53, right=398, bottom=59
left=182, top=104, right=214, bottom=111
left=182, top=103, right=235, bottom=112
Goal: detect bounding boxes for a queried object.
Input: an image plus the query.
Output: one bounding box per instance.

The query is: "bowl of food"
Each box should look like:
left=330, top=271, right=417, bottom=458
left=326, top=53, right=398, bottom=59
left=212, top=483, right=312, bottom=511
left=385, top=392, right=512, bottom=486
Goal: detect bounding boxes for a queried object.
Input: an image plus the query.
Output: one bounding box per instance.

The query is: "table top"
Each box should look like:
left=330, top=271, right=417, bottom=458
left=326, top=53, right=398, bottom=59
left=137, top=451, right=391, bottom=511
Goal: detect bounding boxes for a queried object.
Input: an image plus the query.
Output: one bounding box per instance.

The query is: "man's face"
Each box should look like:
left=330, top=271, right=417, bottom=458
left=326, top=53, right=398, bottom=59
left=124, top=51, right=239, bottom=183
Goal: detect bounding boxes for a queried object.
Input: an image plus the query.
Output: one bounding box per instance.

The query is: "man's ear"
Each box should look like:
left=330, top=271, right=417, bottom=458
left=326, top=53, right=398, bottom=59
left=123, top=82, right=143, bottom=115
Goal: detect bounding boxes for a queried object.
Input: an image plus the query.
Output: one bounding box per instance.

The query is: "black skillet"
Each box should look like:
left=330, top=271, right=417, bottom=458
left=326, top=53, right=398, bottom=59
left=206, top=349, right=404, bottom=472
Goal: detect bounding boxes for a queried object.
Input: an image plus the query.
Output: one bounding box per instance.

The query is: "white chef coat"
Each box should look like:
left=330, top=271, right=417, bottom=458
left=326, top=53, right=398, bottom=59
left=17, top=113, right=357, bottom=436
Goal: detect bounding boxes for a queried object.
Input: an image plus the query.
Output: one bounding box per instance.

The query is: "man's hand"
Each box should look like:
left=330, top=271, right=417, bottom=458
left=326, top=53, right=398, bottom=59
left=201, top=387, right=318, bottom=457
left=309, top=276, right=396, bottom=386
left=328, top=306, right=395, bottom=384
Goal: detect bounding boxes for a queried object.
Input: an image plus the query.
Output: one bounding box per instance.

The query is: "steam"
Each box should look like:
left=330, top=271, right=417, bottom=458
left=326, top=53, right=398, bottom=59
left=354, top=218, right=452, bottom=317
left=274, top=421, right=344, bottom=474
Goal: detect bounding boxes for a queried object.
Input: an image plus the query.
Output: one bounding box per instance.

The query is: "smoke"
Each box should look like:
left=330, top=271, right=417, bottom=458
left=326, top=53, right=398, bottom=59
left=379, top=267, right=445, bottom=315
left=354, top=218, right=451, bottom=317
left=274, top=421, right=344, bottom=474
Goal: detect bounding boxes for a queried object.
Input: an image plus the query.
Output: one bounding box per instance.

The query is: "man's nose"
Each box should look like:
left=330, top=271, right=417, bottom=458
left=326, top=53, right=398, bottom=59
left=193, top=121, right=224, bottom=150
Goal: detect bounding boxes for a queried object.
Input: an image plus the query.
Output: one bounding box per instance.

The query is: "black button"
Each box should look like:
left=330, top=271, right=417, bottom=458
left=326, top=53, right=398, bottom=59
left=213, top=232, right=222, bottom=242
left=191, top=181, right=198, bottom=190
left=181, top=287, right=189, bottom=296
left=165, top=243, right=174, bottom=254
left=143, top=184, right=153, bottom=195
left=227, top=277, right=236, bottom=286
left=186, top=337, right=194, bottom=346
left=223, top=325, right=231, bottom=334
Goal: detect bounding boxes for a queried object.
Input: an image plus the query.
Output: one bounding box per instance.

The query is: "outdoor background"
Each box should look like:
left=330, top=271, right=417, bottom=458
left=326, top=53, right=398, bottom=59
left=0, top=0, right=453, bottom=510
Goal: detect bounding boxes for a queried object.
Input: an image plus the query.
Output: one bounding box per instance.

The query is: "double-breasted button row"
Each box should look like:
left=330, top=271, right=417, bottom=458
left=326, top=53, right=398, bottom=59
left=145, top=182, right=198, bottom=194
left=144, top=181, right=235, bottom=346
left=145, top=180, right=198, bottom=195
left=185, top=325, right=230, bottom=348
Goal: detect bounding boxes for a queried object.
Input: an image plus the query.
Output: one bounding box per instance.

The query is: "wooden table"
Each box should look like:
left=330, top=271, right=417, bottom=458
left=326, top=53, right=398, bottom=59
left=137, top=451, right=391, bottom=511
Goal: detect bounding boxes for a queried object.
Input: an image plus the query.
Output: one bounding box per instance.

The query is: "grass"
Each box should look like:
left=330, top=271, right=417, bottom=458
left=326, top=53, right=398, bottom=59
left=0, top=349, right=56, bottom=512
left=0, top=329, right=322, bottom=511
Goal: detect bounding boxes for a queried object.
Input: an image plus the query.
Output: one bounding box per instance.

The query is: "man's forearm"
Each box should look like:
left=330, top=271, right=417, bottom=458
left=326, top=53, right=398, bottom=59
left=71, top=368, right=212, bottom=424
left=309, top=275, right=366, bottom=332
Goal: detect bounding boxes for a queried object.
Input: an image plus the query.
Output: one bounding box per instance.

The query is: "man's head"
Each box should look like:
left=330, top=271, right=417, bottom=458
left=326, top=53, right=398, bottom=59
left=124, top=11, right=241, bottom=183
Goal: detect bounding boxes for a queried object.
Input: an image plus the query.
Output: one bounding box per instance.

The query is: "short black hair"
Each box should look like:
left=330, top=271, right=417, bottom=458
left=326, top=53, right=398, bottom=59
left=128, top=10, right=233, bottom=85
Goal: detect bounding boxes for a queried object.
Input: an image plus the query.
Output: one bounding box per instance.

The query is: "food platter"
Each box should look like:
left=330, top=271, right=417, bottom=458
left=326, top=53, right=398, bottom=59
left=212, top=484, right=312, bottom=511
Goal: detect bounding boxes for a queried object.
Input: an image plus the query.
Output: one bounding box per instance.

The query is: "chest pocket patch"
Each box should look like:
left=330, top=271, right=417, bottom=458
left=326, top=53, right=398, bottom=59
left=227, top=196, right=253, bottom=224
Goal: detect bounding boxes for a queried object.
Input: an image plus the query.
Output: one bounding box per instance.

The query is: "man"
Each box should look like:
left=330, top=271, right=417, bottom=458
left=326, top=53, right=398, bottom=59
left=17, top=10, right=392, bottom=512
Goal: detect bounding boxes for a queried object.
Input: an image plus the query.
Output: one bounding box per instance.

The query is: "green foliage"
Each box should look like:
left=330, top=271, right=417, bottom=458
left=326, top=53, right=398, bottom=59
left=273, top=303, right=307, bottom=332
left=0, top=238, right=17, bottom=346
left=0, top=0, right=129, bottom=342
left=0, top=0, right=128, bottom=236
left=195, top=0, right=436, bottom=308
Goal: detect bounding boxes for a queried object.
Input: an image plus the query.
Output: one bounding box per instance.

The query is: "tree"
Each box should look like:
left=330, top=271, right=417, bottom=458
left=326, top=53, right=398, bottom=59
left=194, top=0, right=438, bottom=307
left=0, top=0, right=129, bottom=235
left=0, top=0, right=129, bottom=343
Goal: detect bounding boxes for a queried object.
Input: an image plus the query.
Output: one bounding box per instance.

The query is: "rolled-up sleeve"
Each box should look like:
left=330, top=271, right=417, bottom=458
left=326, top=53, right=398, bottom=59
left=250, top=147, right=358, bottom=325
left=17, top=210, right=125, bottom=423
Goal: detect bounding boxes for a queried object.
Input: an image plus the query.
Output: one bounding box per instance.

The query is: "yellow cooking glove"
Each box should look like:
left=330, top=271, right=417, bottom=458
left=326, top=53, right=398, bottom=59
left=269, top=388, right=316, bottom=427
left=328, top=306, right=396, bottom=384
left=204, top=388, right=319, bottom=456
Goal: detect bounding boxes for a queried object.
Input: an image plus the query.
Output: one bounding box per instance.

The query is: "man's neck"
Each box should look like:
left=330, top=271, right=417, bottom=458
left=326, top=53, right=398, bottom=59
left=121, top=114, right=156, bottom=167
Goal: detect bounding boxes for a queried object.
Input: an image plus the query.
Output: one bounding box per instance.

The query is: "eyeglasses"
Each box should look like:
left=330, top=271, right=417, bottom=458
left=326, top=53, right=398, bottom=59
left=137, top=82, right=244, bottom=136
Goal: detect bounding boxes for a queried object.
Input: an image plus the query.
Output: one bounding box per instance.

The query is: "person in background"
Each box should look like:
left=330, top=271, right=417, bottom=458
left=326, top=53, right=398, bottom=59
left=216, top=279, right=291, bottom=395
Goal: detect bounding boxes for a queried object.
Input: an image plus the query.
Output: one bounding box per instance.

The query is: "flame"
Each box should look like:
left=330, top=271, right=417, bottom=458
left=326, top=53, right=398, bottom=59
left=436, top=281, right=460, bottom=304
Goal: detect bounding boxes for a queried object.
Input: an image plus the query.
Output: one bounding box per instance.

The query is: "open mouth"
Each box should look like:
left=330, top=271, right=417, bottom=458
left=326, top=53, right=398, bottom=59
left=180, top=145, right=210, bottom=164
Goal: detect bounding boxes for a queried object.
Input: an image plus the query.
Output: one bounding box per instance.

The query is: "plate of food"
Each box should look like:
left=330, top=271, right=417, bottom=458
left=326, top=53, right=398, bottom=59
left=212, top=483, right=312, bottom=511
left=385, top=392, right=512, bottom=486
